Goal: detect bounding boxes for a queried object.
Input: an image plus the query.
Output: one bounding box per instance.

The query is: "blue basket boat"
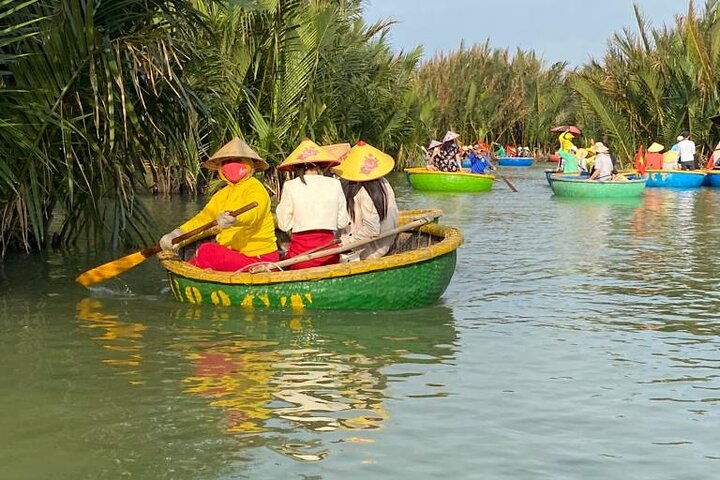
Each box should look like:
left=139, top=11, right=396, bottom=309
left=645, top=170, right=706, bottom=188
left=497, top=157, right=533, bottom=167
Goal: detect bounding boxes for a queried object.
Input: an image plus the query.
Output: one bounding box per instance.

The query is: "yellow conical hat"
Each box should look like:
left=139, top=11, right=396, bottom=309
left=322, top=143, right=352, bottom=163
left=333, top=141, right=395, bottom=182
left=277, top=139, right=340, bottom=171
left=202, top=137, right=268, bottom=171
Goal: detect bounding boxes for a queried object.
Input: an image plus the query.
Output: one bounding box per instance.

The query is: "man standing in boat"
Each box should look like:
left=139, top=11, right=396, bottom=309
left=677, top=131, right=697, bottom=170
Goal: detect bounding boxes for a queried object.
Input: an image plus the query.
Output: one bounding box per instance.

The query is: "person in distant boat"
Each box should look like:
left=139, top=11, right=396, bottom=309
left=467, top=144, right=496, bottom=174
left=424, top=139, right=442, bottom=170
left=662, top=150, right=679, bottom=170
left=644, top=142, right=664, bottom=170
left=495, top=143, right=507, bottom=157
left=275, top=139, right=349, bottom=270
left=159, top=138, right=279, bottom=271
left=677, top=131, right=696, bottom=170
left=576, top=148, right=590, bottom=174
left=588, top=142, right=614, bottom=181
left=335, top=141, right=400, bottom=261
left=558, top=131, right=576, bottom=154
left=506, top=144, right=518, bottom=157
left=559, top=145, right=580, bottom=174
left=436, top=131, right=462, bottom=172
left=710, top=141, right=720, bottom=169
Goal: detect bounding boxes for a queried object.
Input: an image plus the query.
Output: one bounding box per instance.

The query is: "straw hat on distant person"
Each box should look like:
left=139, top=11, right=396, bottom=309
left=202, top=137, right=269, bottom=171
left=322, top=142, right=352, bottom=163
left=647, top=142, right=664, bottom=153
left=427, top=140, right=442, bottom=150
left=333, top=141, right=395, bottom=182
left=443, top=131, right=460, bottom=143
left=277, top=139, right=340, bottom=171
left=593, top=142, right=609, bottom=154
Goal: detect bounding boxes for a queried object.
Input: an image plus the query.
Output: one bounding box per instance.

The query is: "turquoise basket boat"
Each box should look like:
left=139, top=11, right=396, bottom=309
left=549, top=174, right=647, bottom=198
left=497, top=157, right=533, bottom=167
left=645, top=169, right=706, bottom=188
left=405, top=167, right=494, bottom=192
left=159, top=214, right=463, bottom=311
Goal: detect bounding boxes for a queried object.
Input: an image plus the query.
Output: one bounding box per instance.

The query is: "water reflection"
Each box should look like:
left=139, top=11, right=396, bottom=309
left=73, top=298, right=457, bottom=462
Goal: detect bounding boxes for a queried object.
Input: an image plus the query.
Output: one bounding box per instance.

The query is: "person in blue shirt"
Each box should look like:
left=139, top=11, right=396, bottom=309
left=466, top=144, right=496, bottom=174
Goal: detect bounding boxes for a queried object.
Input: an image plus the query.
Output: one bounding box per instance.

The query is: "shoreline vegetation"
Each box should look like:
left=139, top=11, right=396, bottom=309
left=0, top=0, right=713, bottom=254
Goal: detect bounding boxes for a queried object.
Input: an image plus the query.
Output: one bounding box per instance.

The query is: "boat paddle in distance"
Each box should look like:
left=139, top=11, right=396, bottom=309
left=75, top=201, right=259, bottom=287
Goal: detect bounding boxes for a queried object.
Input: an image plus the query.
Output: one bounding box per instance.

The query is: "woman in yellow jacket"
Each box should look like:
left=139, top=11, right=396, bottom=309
left=159, top=138, right=278, bottom=271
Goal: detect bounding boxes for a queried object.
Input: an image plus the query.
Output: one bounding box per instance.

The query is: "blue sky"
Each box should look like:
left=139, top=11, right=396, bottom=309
left=363, top=0, right=695, bottom=66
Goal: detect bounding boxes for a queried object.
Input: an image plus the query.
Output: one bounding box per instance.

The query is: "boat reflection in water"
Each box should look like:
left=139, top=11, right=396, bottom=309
left=75, top=298, right=457, bottom=462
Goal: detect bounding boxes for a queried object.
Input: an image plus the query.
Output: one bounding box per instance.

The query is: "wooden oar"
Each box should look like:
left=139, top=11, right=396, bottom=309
left=497, top=173, right=518, bottom=192
left=249, top=215, right=435, bottom=273
left=75, top=201, right=259, bottom=287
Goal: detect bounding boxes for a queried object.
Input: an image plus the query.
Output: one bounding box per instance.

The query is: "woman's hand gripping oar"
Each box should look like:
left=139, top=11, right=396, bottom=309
left=75, top=201, right=259, bottom=287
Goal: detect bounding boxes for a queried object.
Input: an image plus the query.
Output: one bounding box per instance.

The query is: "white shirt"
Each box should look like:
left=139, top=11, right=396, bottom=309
left=276, top=175, right=349, bottom=233
left=678, top=138, right=696, bottom=163
left=340, top=178, right=399, bottom=260
left=594, top=153, right=614, bottom=180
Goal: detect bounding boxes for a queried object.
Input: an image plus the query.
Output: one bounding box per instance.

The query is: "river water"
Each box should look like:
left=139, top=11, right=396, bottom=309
left=1, top=166, right=719, bottom=480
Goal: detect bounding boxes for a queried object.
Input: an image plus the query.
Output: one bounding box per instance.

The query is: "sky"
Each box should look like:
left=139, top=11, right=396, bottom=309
left=363, top=0, right=695, bottom=66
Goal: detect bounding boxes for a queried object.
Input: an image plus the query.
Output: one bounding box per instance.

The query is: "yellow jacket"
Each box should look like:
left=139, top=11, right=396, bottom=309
left=180, top=177, right=277, bottom=256
left=559, top=132, right=576, bottom=153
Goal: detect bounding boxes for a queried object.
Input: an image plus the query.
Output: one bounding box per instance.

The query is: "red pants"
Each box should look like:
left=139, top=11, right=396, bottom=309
left=286, top=230, right=339, bottom=270
left=188, top=243, right=279, bottom=272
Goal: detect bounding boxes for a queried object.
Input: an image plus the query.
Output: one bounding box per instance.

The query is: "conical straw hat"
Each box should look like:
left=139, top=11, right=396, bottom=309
left=647, top=142, right=664, bottom=153
left=202, top=137, right=268, bottom=171
left=277, top=139, right=340, bottom=171
left=442, top=131, right=460, bottom=143
left=333, top=141, right=395, bottom=182
left=322, top=143, right=352, bottom=163
left=427, top=140, right=442, bottom=150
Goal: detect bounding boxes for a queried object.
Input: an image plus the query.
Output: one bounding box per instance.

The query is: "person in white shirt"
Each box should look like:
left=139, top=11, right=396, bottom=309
left=334, top=141, right=400, bottom=260
left=677, top=131, right=696, bottom=170
left=276, top=139, right=349, bottom=269
left=588, top=142, right=614, bottom=181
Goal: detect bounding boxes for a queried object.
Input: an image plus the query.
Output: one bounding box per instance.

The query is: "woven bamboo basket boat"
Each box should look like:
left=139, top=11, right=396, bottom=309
left=404, top=167, right=494, bottom=192
left=158, top=211, right=462, bottom=310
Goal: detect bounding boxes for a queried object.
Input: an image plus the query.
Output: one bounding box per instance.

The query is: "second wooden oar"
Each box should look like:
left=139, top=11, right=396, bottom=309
left=75, top=201, right=259, bottom=287
left=249, top=215, right=435, bottom=273
left=497, top=173, right=518, bottom=192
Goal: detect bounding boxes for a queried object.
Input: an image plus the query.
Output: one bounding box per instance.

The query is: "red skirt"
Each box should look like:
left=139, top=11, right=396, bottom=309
left=286, top=230, right=339, bottom=270
left=188, top=243, right=279, bottom=272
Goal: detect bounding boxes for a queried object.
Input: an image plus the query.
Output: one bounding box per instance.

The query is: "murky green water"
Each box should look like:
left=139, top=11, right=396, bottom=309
left=2, top=167, right=719, bottom=479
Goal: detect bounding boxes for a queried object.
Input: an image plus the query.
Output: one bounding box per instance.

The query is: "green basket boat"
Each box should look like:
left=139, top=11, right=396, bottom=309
left=548, top=174, right=647, bottom=198
left=159, top=217, right=463, bottom=311
left=405, top=167, right=494, bottom=192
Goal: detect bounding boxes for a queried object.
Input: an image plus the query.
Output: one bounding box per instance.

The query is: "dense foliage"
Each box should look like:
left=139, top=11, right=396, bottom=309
left=0, top=0, right=716, bottom=254
left=570, top=1, right=720, bottom=164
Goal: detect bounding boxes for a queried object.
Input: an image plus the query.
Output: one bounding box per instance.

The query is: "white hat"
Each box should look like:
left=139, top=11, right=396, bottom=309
left=677, top=135, right=684, bottom=141
left=593, top=142, right=609, bottom=153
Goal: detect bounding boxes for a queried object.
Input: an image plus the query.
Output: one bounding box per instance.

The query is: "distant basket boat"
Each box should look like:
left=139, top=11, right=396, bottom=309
left=405, top=167, right=494, bottom=192
left=645, top=169, right=706, bottom=188
left=705, top=170, right=720, bottom=187
left=549, top=174, right=647, bottom=198
left=497, top=157, right=533, bottom=167
left=159, top=213, right=463, bottom=311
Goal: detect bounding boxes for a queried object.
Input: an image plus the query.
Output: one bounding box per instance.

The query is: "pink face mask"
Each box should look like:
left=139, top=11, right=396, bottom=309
left=221, top=161, right=250, bottom=183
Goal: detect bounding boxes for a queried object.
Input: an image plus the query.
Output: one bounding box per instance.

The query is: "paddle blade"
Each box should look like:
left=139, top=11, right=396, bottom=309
left=75, top=251, right=149, bottom=287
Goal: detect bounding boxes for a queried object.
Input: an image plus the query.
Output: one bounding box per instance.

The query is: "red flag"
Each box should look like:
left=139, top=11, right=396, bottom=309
left=634, top=145, right=646, bottom=175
